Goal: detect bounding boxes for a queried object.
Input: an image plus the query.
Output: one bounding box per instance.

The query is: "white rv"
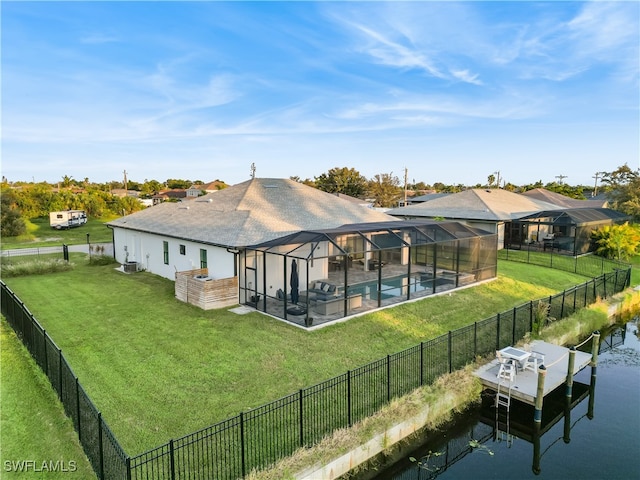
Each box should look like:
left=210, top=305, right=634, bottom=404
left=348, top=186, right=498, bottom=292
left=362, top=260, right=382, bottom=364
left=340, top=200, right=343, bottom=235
left=49, top=210, right=88, bottom=229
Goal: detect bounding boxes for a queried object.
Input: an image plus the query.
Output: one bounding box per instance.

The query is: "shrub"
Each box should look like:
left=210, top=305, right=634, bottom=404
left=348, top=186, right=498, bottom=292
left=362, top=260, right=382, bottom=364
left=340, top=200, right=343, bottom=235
left=1, top=258, right=74, bottom=277
left=533, top=300, right=550, bottom=336
left=88, top=254, right=118, bottom=266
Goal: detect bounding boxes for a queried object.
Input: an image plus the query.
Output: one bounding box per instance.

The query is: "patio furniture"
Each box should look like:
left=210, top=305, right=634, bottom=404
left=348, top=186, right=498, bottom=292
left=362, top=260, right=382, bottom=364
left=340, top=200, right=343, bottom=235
left=286, top=305, right=307, bottom=316
left=498, top=346, right=531, bottom=372
left=308, top=281, right=340, bottom=301
left=275, top=289, right=291, bottom=302
left=496, top=352, right=516, bottom=382
left=523, top=351, right=545, bottom=372
left=313, top=294, right=362, bottom=316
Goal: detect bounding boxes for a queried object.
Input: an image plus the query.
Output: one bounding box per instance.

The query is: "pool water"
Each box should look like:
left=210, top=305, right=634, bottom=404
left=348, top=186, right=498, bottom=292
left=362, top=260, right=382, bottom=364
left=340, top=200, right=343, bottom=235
left=348, top=275, right=451, bottom=301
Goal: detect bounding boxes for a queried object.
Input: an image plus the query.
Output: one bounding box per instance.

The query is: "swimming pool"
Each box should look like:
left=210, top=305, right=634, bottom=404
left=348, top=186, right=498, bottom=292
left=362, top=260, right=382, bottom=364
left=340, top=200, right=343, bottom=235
left=347, top=275, right=452, bottom=301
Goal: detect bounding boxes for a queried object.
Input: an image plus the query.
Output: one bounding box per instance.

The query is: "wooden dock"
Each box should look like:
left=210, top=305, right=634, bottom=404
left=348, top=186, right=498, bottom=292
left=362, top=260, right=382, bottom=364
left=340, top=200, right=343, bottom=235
left=474, top=341, right=592, bottom=406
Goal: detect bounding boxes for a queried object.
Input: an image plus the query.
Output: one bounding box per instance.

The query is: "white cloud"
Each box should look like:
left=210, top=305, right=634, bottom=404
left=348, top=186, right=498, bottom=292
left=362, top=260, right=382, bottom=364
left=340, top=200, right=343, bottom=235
left=450, top=69, right=483, bottom=85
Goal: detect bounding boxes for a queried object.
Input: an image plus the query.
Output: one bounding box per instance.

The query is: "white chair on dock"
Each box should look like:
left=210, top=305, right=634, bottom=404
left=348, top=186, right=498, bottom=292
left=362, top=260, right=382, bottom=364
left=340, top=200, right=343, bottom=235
left=523, top=351, right=545, bottom=373
left=496, top=351, right=516, bottom=382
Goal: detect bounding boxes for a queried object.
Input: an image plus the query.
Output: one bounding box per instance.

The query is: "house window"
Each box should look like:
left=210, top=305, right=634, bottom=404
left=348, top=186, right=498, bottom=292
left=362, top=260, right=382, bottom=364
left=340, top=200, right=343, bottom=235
left=200, top=249, right=207, bottom=268
left=163, top=241, right=169, bottom=265
left=180, top=244, right=186, bottom=255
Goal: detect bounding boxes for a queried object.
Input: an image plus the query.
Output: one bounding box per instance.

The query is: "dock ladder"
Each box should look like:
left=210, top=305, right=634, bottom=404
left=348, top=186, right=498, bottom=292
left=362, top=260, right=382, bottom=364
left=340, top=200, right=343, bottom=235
left=495, top=380, right=514, bottom=447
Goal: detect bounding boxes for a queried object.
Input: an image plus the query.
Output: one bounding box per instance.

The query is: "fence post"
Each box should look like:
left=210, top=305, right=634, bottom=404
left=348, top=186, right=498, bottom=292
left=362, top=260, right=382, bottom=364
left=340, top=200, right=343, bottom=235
left=560, top=290, right=566, bottom=319
left=76, top=378, right=81, bottom=442
left=584, top=281, right=588, bottom=307
left=299, top=389, right=304, bottom=447
left=512, top=307, right=517, bottom=345
left=169, top=439, right=176, bottom=480
left=98, top=412, right=104, bottom=480
left=58, top=348, right=63, bottom=398
left=420, top=342, right=424, bottom=385
left=603, top=274, right=607, bottom=299
left=473, top=324, right=477, bottom=358
left=347, top=371, right=352, bottom=427
left=496, top=313, right=500, bottom=350
left=126, top=457, right=132, bottom=480
left=240, top=412, right=246, bottom=478
left=387, top=355, right=391, bottom=402
left=448, top=331, right=452, bottom=373
left=529, top=301, right=533, bottom=333
left=43, top=330, right=48, bottom=376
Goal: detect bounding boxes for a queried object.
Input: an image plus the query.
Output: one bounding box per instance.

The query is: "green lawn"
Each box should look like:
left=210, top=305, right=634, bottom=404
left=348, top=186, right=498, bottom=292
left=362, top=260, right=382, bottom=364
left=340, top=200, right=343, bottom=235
left=1, top=217, right=115, bottom=249
left=1, top=258, right=591, bottom=454
left=0, top=320, right=96, bottom=479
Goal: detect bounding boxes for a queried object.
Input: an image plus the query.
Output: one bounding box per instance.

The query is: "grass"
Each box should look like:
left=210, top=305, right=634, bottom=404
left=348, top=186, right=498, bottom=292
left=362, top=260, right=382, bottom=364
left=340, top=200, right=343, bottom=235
left=0, top=320, right=96, bottom=479
left=1, top=217, right=115, bottom=249
left=250, top=287, right=640, bottom=480
left=1, top=257, right=591, bottom=454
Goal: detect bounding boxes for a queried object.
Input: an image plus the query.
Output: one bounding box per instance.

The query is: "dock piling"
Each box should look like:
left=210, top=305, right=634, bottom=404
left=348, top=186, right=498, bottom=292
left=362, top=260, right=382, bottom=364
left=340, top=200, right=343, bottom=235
left=533, top=365, right=547, bottom=423
left=565, top=346, right=576, bottom=398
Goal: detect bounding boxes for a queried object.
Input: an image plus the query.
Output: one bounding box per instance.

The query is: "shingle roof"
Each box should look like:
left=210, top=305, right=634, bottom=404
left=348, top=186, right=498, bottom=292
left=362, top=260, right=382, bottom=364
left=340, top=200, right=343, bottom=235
left=518, top=208, right=629, bottom=225
left=521, top=188, right=608, bottom=208
left=387, top=188, right=561, bottom=221
left=108, top=178, right=396, bottom=247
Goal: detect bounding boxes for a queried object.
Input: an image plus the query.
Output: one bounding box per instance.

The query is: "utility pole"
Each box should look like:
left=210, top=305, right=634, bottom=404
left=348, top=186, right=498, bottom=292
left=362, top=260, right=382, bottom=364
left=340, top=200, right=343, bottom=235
left=250, top=163, right=256, bottom=179
left=403, top=167, right=408, bottom=206
left=555, top=174, right=567, bottom=184
left=494, top=171, right=501, bottom=188
left=592, top=172, right=603, bottom=197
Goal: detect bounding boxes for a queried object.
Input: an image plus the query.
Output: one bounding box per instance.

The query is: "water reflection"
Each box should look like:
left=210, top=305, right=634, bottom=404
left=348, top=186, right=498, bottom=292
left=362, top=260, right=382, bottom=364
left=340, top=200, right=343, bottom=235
left=368, top=320, right=639, bottom=480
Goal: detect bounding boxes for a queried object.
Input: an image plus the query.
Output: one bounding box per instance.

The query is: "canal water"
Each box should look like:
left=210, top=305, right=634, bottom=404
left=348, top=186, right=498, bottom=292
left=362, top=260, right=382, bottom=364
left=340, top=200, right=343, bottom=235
left=365, top=320, right=640, bottom=480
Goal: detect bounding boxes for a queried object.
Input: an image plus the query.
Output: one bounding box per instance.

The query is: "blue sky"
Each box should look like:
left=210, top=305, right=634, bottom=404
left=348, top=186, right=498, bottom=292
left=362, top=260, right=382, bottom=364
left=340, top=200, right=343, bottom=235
left=2, top=1, right=639, bottom=188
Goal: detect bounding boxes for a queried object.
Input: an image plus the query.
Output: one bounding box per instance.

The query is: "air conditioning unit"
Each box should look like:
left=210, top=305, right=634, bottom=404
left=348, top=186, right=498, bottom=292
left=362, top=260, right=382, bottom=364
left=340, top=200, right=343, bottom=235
left=123, top=261, right=138, bottom=273
left=194, top=274, right=213, bottom=281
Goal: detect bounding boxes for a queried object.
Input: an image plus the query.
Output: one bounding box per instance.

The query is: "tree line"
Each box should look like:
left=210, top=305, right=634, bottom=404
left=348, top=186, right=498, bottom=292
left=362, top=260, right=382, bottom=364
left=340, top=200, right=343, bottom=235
left=1, top=165, right=638, bottom=238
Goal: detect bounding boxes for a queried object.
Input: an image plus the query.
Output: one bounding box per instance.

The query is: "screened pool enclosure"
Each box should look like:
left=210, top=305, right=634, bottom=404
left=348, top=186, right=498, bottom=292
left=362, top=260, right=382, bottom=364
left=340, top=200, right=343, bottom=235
left=240, top=220, right=497, bottom=328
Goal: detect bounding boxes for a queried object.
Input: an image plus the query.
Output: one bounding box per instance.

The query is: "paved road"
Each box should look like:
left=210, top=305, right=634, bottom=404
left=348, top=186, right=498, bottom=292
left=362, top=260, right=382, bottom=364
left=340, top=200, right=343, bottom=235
left=1, top=243, right=114, bottom=258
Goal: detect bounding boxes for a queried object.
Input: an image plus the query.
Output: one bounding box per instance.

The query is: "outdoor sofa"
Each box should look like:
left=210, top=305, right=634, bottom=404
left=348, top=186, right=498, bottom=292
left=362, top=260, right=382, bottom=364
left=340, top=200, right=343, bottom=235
left=308, top=281, right=340, bottom=300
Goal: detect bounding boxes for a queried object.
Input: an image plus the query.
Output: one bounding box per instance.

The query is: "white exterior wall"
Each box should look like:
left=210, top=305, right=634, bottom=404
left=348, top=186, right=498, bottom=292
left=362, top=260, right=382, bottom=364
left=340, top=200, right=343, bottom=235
left=112, top=228, right=236, bottom=281
left=239, top=242, right=330, bottom=300
left=464, top=220, right=504, bottom=250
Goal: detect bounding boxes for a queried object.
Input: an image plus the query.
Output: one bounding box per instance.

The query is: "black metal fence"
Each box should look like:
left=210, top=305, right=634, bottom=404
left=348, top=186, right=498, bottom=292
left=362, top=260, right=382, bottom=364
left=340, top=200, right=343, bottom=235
left=0, top=284, right=130, bottom=480
left=128, top=266, right=630, bottom=479
left=497, top=248, right=629, bottom=278
left=0, top=255, right=630, bottom=480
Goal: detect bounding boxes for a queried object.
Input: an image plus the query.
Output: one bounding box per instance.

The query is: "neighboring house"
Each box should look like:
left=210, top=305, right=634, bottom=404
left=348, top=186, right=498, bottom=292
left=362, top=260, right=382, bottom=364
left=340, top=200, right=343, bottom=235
left=509, top=208, right=629, bottom=255
left=387, top=189, right=561, bottom=248
left=186, top=185, right=203, bottom=199
left=521, top=188, right=608, bottom=208
left=201, top=180, right=228, bottom=193
left=110, top=189, right=140, bottom=198
left=330, top=192, right=374, bottom=208
left=402, top=192, right=449, bottom=205
left=387, top=188, right=627, bottom=255
left=152, top=189, right=188, bottom=205
left=107, top=178, right=498, bottom=326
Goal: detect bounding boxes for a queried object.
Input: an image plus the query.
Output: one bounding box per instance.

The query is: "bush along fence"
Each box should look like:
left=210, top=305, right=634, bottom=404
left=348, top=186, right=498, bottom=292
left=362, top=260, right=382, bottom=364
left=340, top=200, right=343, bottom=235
left=0, top=260, right=631, bottom=480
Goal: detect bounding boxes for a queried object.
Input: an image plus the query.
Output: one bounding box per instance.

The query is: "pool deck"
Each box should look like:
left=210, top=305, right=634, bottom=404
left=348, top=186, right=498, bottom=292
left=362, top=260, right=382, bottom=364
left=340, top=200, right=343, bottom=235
left=474, top=340, right=593, bottom=406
